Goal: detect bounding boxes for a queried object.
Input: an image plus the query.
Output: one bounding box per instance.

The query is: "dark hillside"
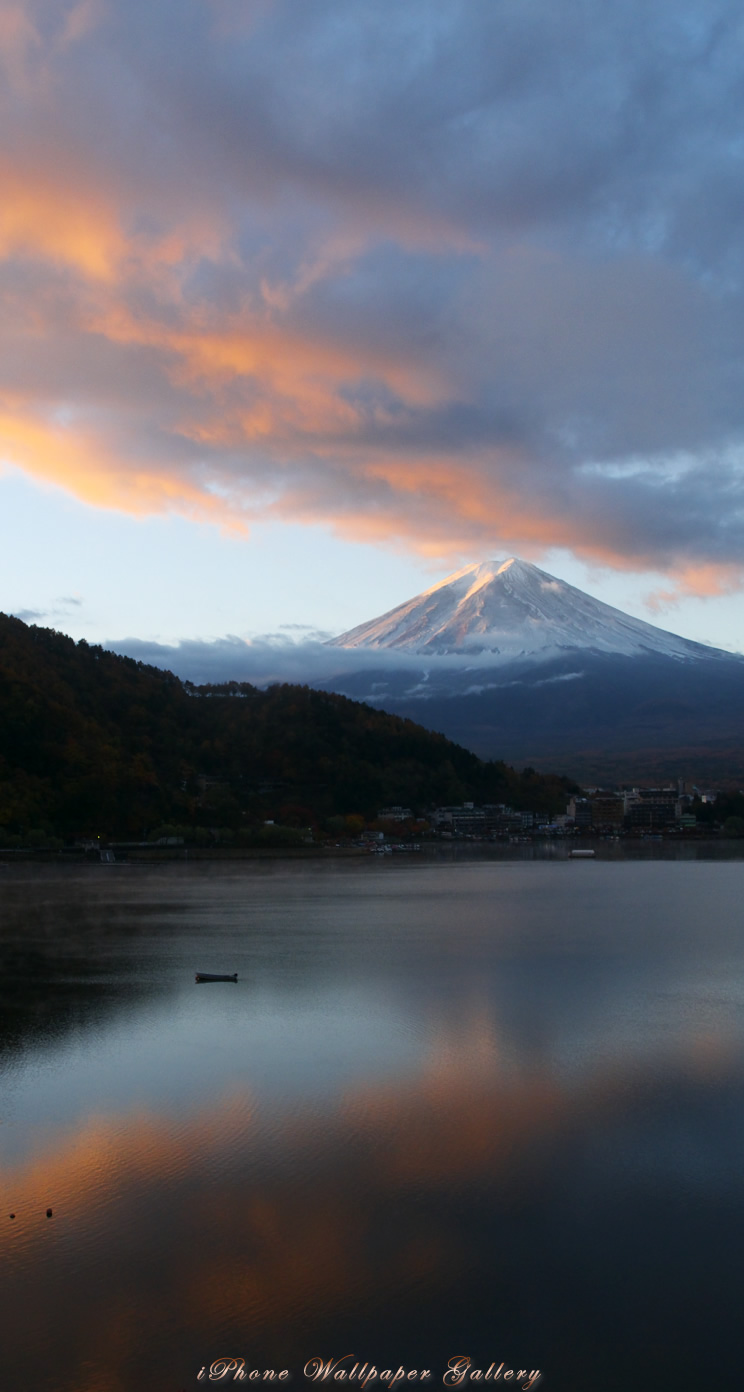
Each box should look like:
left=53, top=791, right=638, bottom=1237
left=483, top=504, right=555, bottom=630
left=0, top=614, right=576, bottom=840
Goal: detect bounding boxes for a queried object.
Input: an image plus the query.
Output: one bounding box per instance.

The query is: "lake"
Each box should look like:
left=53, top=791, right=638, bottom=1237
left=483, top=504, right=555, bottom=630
left=2, top=849, right=744, bottom=1392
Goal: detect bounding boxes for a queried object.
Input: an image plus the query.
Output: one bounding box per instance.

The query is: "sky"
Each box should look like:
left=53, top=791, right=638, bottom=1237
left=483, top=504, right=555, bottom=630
left=1, top=0, right=744, bottom=670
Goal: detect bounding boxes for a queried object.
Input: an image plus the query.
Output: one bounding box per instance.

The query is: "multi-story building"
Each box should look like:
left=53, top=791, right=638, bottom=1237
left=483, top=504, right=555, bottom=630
left=430, top=804, right=486, bottom=835
left=590, top=795, right=625, bottom=829
left=624, top=787, right=677, bottom=829
left=567, top=796, right=593, bottom=828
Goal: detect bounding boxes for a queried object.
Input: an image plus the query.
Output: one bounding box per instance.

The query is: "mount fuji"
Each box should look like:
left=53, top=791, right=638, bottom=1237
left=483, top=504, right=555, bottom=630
left=329, top=557, right=717, bottom=663
left=320, top=558, right=744, bottom=780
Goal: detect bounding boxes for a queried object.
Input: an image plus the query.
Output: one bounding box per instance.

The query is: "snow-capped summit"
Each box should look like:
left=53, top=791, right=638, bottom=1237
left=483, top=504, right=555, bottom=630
left=328, top=556, right=719, bottom=662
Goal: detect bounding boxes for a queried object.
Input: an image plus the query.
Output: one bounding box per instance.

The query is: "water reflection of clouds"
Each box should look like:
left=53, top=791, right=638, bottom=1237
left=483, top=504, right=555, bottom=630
left=3, top=1027, right=744, bottom=1391
left=0, top=982, right=426, bottom=1168
left=4, top=861, right=744, bottom=1389
left=5, top=878, right=744, bottom=1176
left=6, top=953, right=744, bottom=1177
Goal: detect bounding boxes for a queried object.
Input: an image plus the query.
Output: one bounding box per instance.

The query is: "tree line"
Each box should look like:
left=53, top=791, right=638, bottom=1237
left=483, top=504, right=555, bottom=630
left=0, top=613, right=578, bottom=844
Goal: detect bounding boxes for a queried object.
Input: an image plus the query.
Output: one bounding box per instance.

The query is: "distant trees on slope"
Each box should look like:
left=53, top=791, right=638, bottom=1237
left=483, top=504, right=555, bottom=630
left=0, top=613, right=577, bottom=842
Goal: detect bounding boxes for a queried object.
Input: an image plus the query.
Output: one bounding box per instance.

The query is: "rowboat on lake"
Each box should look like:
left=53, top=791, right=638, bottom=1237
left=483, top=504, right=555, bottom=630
left=195, top=972, right=238, bottom=983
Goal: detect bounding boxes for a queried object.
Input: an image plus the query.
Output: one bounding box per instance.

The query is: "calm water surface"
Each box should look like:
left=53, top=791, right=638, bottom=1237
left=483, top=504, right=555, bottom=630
left=2, top=850, right=744, bottom=1392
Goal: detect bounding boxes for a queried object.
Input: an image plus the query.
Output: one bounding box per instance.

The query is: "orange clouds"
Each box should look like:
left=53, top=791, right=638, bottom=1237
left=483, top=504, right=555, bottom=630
left=0, top=405, right=245, bottom=528
left=0, top=170, right=123, bottom=280
left=0, top=0, right=742, bottom=592
left=645, top=562, right=744, bottom=611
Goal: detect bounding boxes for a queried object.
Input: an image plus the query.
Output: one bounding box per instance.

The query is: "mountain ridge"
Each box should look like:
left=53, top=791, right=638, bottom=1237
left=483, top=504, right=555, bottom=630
left=318, top=557, right=744, bottom=778
left=329, top=556, right=735, bottom=663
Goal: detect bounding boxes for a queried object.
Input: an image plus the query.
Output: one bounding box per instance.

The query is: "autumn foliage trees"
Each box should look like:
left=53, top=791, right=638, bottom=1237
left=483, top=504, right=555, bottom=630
left=0, top=613, right=576, bottom=842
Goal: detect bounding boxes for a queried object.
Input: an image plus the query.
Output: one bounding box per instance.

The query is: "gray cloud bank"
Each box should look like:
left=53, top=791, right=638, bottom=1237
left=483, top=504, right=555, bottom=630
left=106, top=632, right=547, bottom=697
left=12, top=597, right=83, bottom=623
left=3, top=0, right=744, bottom=586
left=105, top=635, right=437, bottom=690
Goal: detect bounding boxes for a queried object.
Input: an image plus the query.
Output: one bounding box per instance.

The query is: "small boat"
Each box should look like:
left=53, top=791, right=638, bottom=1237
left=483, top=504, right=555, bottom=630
left=195, top=972, right=238, bottom=983
left=569, top=848, right=595, bottom=858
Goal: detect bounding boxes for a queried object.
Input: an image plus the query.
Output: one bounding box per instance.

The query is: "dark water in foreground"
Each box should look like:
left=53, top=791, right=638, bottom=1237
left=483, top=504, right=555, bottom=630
left=2, top=851, right=744, bottom=1392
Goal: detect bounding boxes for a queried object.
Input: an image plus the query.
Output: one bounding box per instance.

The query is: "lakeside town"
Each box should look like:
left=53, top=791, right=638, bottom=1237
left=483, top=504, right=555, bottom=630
left=380, top=782, right=744, bottom=843
left=4, top=781, right=739, bottom=860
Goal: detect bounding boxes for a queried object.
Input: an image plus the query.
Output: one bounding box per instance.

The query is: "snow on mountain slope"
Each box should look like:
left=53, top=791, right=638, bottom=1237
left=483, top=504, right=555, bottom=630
left=328, top=557, right=725, bottom=662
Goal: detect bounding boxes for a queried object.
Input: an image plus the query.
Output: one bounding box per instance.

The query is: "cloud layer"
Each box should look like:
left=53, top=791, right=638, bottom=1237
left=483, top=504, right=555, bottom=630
left=106, top=633, right=436, bottom=690
left=2, top=0, right=744, bottom=591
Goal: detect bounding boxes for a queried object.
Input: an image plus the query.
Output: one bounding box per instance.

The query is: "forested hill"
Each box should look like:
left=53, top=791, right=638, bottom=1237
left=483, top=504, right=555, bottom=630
left=0, top=613, right=577, bottom=840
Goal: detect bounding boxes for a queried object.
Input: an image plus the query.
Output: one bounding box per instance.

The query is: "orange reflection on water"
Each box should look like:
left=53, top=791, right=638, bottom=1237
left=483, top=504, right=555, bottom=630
left=1, top=1015, right=741, bottom=1392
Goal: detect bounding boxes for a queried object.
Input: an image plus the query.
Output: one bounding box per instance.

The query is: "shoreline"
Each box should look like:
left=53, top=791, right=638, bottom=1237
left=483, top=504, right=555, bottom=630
left=1, top=836, right=744, bottom=865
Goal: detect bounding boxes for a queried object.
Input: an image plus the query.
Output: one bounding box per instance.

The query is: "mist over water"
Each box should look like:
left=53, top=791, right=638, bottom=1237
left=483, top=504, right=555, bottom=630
left=2, top=852, right=744, bottom=1392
